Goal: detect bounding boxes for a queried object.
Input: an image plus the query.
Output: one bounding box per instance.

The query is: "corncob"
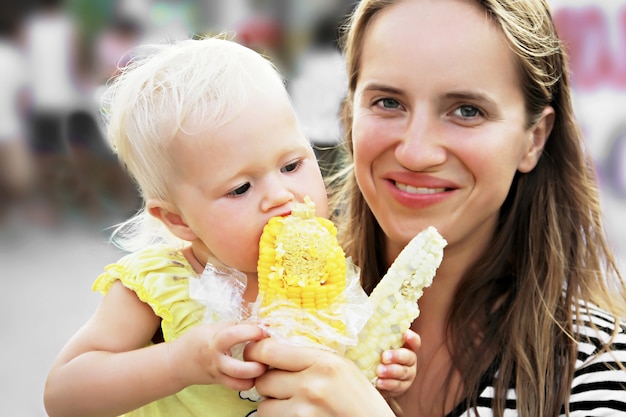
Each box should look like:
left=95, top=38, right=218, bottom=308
left=256, top=198, right=446, bottom=382
left=345, top=226, right=447, bottom=383
left=257, top=197, right=347, bottom=345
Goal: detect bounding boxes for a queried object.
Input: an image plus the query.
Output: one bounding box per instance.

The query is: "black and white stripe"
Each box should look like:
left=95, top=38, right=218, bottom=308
left=447, top=304, right=626, bottom=417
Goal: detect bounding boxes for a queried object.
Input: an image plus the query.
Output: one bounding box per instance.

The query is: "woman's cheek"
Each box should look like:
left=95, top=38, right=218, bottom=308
left=353, top=116, right=391, bottom=158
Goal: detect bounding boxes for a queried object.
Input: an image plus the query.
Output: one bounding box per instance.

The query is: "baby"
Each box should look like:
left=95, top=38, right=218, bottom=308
left=43, top=36, right=418, bottom=417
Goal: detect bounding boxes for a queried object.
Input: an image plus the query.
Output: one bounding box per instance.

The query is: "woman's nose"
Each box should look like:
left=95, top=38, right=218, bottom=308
left=395, top=111, right=447, bottom=171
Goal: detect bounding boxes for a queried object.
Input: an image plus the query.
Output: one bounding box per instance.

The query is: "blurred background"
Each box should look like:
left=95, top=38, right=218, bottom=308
left=1, top=0, right=625, bottom=415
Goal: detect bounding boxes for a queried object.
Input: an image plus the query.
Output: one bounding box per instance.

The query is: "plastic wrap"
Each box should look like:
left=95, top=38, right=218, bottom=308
left=189, top=262, right=248, bottom=324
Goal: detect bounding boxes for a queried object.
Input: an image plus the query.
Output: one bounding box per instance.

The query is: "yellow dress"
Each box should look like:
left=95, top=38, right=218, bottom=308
left=93, top=246, right=259, bottom=417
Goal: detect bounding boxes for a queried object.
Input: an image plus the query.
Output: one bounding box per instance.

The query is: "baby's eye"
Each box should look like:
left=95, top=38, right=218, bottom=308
left=228, top=183, right=250, bottom=197
left=281, top=160, right=302, bottom=173
left=454, top=105, right=481, bottom=119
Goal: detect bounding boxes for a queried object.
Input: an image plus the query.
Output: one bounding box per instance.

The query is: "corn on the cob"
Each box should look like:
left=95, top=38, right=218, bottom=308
left=346, top=226, right=447, bottom=382
left=257, top=197, right=347, bottom=345
left=256, top=199, right=446, bottom=383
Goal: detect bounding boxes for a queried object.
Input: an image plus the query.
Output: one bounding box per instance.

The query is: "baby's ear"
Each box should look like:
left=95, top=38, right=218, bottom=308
left=146, top=198, right=198, bottom=241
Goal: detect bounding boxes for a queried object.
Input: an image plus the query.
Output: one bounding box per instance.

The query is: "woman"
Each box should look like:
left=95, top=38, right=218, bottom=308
left=245, top=0, right=626, bottom=416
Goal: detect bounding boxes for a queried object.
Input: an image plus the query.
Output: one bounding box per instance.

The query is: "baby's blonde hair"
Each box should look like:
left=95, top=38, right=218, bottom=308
left=101, top=36, right=289, bottom=251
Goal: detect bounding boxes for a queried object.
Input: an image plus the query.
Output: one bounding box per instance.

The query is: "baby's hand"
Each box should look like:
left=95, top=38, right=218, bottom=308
left=374, top=329, right=420, bottom=397
left=168, top=322, right=268, bottom=391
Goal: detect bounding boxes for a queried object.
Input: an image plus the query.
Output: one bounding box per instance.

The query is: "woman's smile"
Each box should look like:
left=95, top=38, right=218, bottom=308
left=394, top=182, right=447, bottom=194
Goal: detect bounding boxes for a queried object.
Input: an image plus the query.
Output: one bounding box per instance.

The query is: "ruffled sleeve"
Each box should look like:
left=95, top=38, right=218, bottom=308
left=93, top=246, right=206, bottom=342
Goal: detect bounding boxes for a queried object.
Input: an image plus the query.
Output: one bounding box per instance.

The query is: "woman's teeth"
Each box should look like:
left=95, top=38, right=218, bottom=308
left=395, top=182, right=446, bottom=194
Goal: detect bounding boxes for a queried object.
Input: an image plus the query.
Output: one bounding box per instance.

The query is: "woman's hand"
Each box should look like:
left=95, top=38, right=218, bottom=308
left=245, top=338, right=396, bottom=417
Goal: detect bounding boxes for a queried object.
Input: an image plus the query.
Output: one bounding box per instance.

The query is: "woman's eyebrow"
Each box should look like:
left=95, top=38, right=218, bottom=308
left=359, top=82, right=403, bottom=95
left=443, top=91, right=497, bottom=105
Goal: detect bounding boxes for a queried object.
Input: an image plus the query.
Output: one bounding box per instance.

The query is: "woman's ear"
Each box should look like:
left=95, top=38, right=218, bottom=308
left=518, top=106, right=555, bottom=173
left=146, top=198, right=198, bottom=241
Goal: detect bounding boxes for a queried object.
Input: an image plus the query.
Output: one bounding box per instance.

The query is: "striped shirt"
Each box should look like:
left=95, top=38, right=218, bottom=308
left=447, top=304, right=626, bottom=416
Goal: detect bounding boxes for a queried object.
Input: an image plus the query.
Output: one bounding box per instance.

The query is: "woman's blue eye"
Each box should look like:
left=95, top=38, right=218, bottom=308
left=229, top=183, right=250, bottom=196
left=281, top=161, right=300, bottom=173
left=457, top=105, right=480, bottom=118
left=379, top=98, right=400, bottom=109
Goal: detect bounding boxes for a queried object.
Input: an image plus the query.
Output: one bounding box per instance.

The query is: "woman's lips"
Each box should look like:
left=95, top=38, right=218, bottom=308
left=384, top=175, right=457, bottom=208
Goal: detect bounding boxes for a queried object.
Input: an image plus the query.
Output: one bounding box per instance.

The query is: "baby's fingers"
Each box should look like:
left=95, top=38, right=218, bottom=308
left=213, top=347, right=268, bottom=391
left=381, top=346, right=416, bottom=367
left=376, top=361, right=414, bottom=383
left=212, top=323, right=269, bottom=388
left=402, top=329, right=421, bottom=352
left=220, top=352, right=267, bottom=379
left=374, top=362, right=414, bottom=396
left=375, top=345, right=417, bottom=396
